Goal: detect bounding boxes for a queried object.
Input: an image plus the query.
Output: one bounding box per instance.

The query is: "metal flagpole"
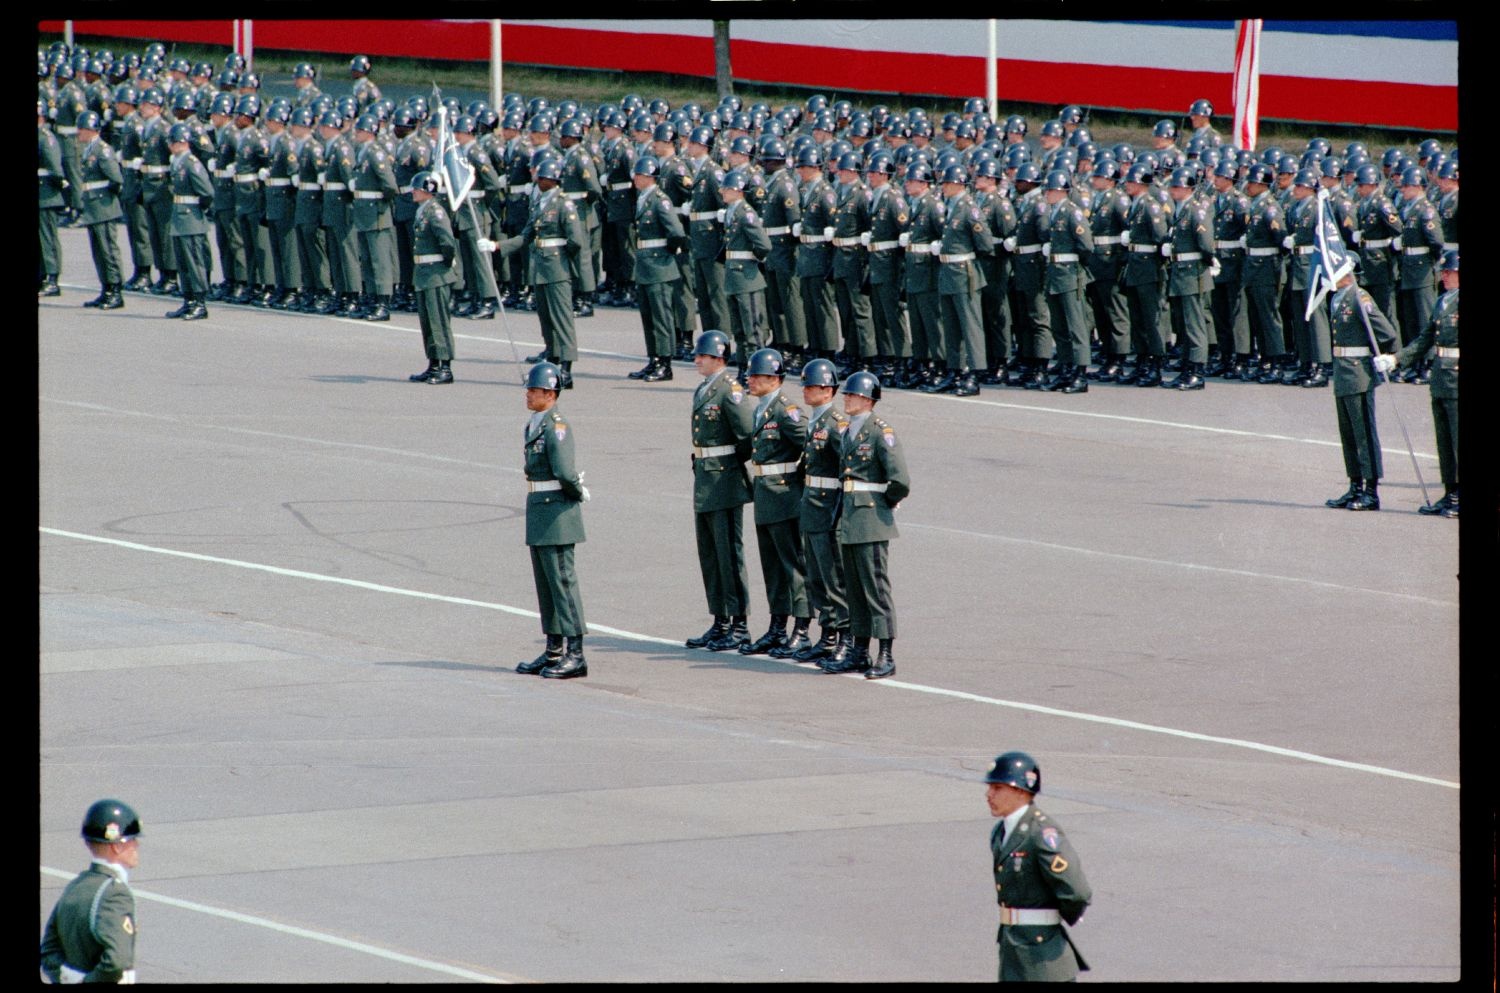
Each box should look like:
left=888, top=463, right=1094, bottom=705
left=986, top=21, right=998, bottom=118
left=1349, top=287, right=1431, bottom=506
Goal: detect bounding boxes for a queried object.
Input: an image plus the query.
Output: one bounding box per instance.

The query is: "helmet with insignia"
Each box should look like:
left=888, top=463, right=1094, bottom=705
left=232, top=94, right=259, bottom=119
left=846, top=117, right=873, bottom=139
left=1318, top=156, right=1342, bottom=179
left=650, top=122, right=675, bottom=144
left=758, top=138, right=788, bottom=163
left=114, top=83, right=140, bottom=106
left=1013, top=162, right=1042, bottom=185
left=1213, top=159, right=1238, bottom=180
left=1153, top=119, right=1178, bottom=140
left=556, top=98, right=580, bottom=120
left=903, top=161, right=933, bottom=185
left=693, top=329, right=733, bottom=358
left=1058, top=104, right=1084, bottom=125
left=621, top=93, right=643, bottom=114
left=1245, top=162, right=1274, bottom=185
left=647, top=97, right=669, bottom=117
left=983, top=751, right=1041, bottom=793
left=82, top=798, right=141, bottom=844
left=1003, top=114, right=1027, bottom=136
left=728, top=135, right=756, bottom=157
left=910, top=120, right=933, bottom=139
left=168, top=55, right=191, bottom=75
left=1436, top=159, right=1457, bottom=181
left=1124, top=162, right=1154, bottom=185
left=357, top=111, right=383, bottom=134
left=558, top=118, right=584, bottom=139
left=805, top=93, right=828, bottom=115
left=836, top=151, right=863, bottom=173
left=1440, top=249, right=1458, bottom=272
left=526, top=361, right=564, bottom=392
left=1399, top=165, right=1425, bottom=188
left=747, top=347, right=785, bottom=378
left=74, top=110, right=101, bottom=132
left=939, top=164, right=968, bottom=185
left=1003, top=144, right=1031, bottom=169
left=721, top=167, right=750, bottom=192
left=221, top=50, right=245, bottom=72
left=884, top=120, right=910, bottom=140
left=528, top=114, right=554, bottom=135
left=289, top=105, right=316, bottom=129
left=265, top=103, right=291, bottom=126
left=317, top=111, right=343, bottom=130
left=1395, top=155, right=1415, bottom=175
left=1184, top=136, right=1206, bottom=159
left=390, top=106, right=415, bottom=131
left=1352, top=163, right=1380, bottom=186
left=139, top=87, right=165, bottom=107
left=865, top=151, right=896, bottom=176
left=687, top=125, right=714, bottom=147
left=86, top=56, right=108, bottom=77
left=1276, top=154, right=1298, bottom=175
left=842, top=370, right=882, bottom=402
left=799, top=357, right=840, bottom=389
left=534, top=157, right=563, bottom=182
left=411, top=170, right=442, bottom=196
left=240, top=71, right=262, bottom=91
left=1293, top=167, right=1320, bottom=189
left=972, top=157, right=1002, bottom=179
left=1066, top=126, right=1093, bottom=148
left=166, top=122, right=193, bottom=145
left=795, top=146, right=823, bottom=169
left=1380, top=146, right=1403, bottom=169
left=1043, top=169, right=1071, bottom=191
left=730, top=111, right=754, bottom=132
left=700, top=110, right=722, bottom=132
left=206, top=91, right=233, bottom=116
left=1039, top=119, right=1065, bottom=139
left=953, top=120, right=976, bottom=141
left=293, top=62, right=316, bottom=80
left=349, top=54, right=372, bottom=76
left=1157, top=149, right=1180, bottom=171
left=1343, top=141, right=1368, bottom=161
left=170, top=89, right=197, bottom=114
left=1417, top=138, right=1442, bottom=161
left=1189, top=97, right=1214, bottom=117
left=1092, top=159, right=1120, bottom=181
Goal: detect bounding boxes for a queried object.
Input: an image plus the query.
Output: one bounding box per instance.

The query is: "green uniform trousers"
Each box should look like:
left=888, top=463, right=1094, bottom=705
left=800, top=275, right=838, bottom=352
left=357, top=227, right=395, bottom=296
left=841, top=539, right=895, bottom=639
left=213, top=208, right=246, bottom=283
left=146, top=192, right=176, bottom=271
left=296, top=221, right=330, bottom=292
left=39, top=207, right=61, bottom=278
left=673, top=255, right=697, bottom=336
left=1211, top=283, right=1249, bottom=356
left=1336, top=391, right=1382, bottom=481
left=907, top=289, right=942, bottom=362
left=417, top=284, right=454, bottom=361
left=696, top=506, right=750, bottom=617
left=1046, top=288, right=1091, bottom=367
left=324, top=222, right=359, bottom=293
left=269, top=216, right=302, bottom=290
left=238, top=212, right=273, bottom=286
left=173, top=233, right=212, bottom=295
left=1009, top=282, right=1052, bottom=360
left=1127, top=281, right=1166, bottom=357
left=1290, top=298, right=1331, bottom=364
left=754, top=518, right=808, bottom=617
left=1169, top=291, right=1212, bottom=364
left=123, top=200, right=154, bottom=272
left=638, top=281, right=677, bottom=358
left=835, top=277, right=876, bottom=359
left=535, top=281, right=578, bottom=362
left=802, top=529, right=847, bottom=630
left=942, top=289, right=986, bottom=370
left=766, top=268, right=806, bottom=348
left=871, top=281, right=910, bottom=358
left=1430, top=395, right=1458, bottom=491
left=1087, top=280, right=1130, bottom=359
left=86, top=221, right=121, bottom=287
left=1397, top=285, right=1436, bottom=348
left=1243, top=282, right=1287, bottom=358
left=727, top=291, right=768, bottom=357
left=692, top=257, right=728, bottom=332
left=981, top=280, right=1012, bottom=367
left=530, top=544, right=586, bottom=636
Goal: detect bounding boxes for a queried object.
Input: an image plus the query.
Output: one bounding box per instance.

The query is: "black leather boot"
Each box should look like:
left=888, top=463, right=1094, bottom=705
left=427, top=360, right=454, bottom=384
left=740, top=614, right=788, bottom=655
left=822, top=636, right=870, bottom=674
left=1301, top=362, right=1329, bottom=388
left=796, top=626, right=838, bottom=662
left=1418, top=489, right=1454, bottom=517
left=865, top=639, right=896, bottom=679
left=628, top=357, right=656, bottom=380
left=1172, top=361, right=1206, bottom=391
left=40, top=274, right=62, bottom=297
left=516, top=634, right=565, bottom=674
left=410, top=360, right=438, bottom=383
left=1044, top=363, right=1075, bottom=391
left=687, top=616, right=728, bottom=649
left=363, top=294, right=391, bottom=321
left=469, top=297, right=497, bottom=320
left=642, top=357, right=673, bottom=382
left=953, top=368, right=980, bottom=396
left=1347, top=479, right=1379, bottom=511
left=1060, top=366, right=1090, bottom=394
left=180, top=294, right=208, bottom=321
left=559, top=361, right=574, bottom=390
left=542, top=636, right=588, bottom=678
left=165, top=296, right=192, bottom=319
left=816, top=631, right=850, bottom=671
left=707, top=616, right=750, bottom=652
left=99, top=284, right=124, bottom=309
left=769, top=617, right=812, bottom=659
left=1135, top=357, right=1164, bottom=387
left=1325, top=479, right=1360, bottom=509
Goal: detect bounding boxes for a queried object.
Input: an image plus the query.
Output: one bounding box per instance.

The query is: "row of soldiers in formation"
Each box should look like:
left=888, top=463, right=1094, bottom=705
left=39, top=42, right=1457, bottom=398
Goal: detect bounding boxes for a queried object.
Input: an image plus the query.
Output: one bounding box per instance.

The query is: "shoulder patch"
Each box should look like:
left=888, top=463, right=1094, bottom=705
left=881, top=425, right=896, bottom=448
left=1041, top=826, right=1060, bottom=849
left=727, top=383, right=744, bottom=404
left=786, top=405, right=800, bottom=422
left=554, top=422, right=568, bottom=441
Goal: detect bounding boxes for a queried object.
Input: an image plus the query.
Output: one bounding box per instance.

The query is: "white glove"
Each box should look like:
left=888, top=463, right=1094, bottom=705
left=928, top=240, right=943, bottom=256
left=257, top=168, right=270, bottom=181
left=1282, top=236, right=1295, bottom=250
left=1002, top=236, right=1017, bottom=252
left=1041, top=243, right=1052, bottom=258
left=207, top=158, right=218, bottom=171
left=1373, top=353, right=1397, bottom=374
left=897, top=232, right=910, bottom=247
left=1119, top=230, right=1131, bottom=246
left=715, top=208, right=726, bottom=224
left=1160, top=242, right=1173, bottom=257
left=476, top=238, right=497, bottom=253
left=1351, top=230, right=1362, bottom=244
left=791, top=221, right=802, bottom=237
left=859, top=231, right=871, bottom=247
left=1391, top=236, right=1403, bottom=251
left=822, top=226, right=835, bottom=239
left=58, top=966, right=86, bottom=984
left=1209, top=259, right=1222, bottom=278
left=579, top=486, right=592, bottom=502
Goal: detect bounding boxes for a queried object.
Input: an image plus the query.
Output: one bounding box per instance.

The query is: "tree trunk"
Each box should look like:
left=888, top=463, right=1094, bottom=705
left=713, top=21, right=733, bottom=102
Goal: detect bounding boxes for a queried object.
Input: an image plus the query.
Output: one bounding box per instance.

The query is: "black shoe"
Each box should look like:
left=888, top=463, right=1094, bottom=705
left=525, top=350, right=547, bottom=364
left=740, top=616, right=788, bottom=655
left=924, top=370, right=958, bottom=394
left=1325, top=479, right=1361, bottom=509
left=1169, top=362, right=1205, bottom=391
left=517, top=634, right=565, bottom=674
left=1060, top=369, right=1090, bottom=394
left=817, top=632, right=854, bottom=672
left=1439, top=491, right=1459, bottom=518
left=865, top=639, right=896, bottom=680
left=364, top=297, right=392, bottom=321
left=707, top=617, right=750, bottom=652
left=1301, top=362, right=1329, bottom=388
left=628, top=359, right=656, bottom=380
left=450, top=295, right=475, bottom=318
left=559, top=362, right=575, bottom=390
left=952, top=370, right=980, bottom=397
left=1280, top=362, right=1309, bottom=386
left=410, top=363, right=438, bottom=383
left=98, top=287, right=124, bottom=310
left=824, top=640, right=871, bottom=674
left=641, top=359, right=673, bottom=382
left=794, top=627, right=839, bottom=663
left=468, top=299, right=497, bottom=320
left=1348, top=481, right=1379, bottom=511
left=165, top=300, right=191, bottom=319
left=1044, top=364, right=1074, bottom=391
left=250, top=285, right=275, bottom=308
left=769, top=619, right=812, bottom=659
left=427, top=362, right=454, bottom=385
left=180, top=299, right=208, bottom=321
left=122, top=272, right=152, bottom=293
left=573, top=298, right=595, bottom=318
left=151, top=276, right=179, bottom=296
left=83, top=290, right=107, bottom=308
left=687, top=618, right=729, bottom=649
left=542, top=637, right=588, bottom=679
left=1135, top=359, right=1164, bottom=387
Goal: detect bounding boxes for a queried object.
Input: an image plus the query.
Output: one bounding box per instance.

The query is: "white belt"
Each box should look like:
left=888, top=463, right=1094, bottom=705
left=1403, top=246, right=1430, bottom=256
left=1174, top=252, right=1203, bottom=262
left=1016, top=243, right=1043, bottom=254
left=215, top=167, right=235, bottom=179
left=1294, top=245, right=1316, bottom=255
left=637, top=238, right=668, bottom=249
left=833, top=236, right=863, bottom=247
left=317, top=172, right=327, bottom=186
left=466, top=189, right=486, bottom=200
left=1441, top=242, right=1457, bottom=251
left=1093, top=235, right=1122, bottom=245
left=397, top=184, right=413, bottom=194
left=1129, top=244, right=1159, bottom=253
left=235, top=173, right=261, bottom=184
left=1215, top=238, right=1246, bottom=250
left=414, top=253, right=446, bottom=264
left=354, top=190, right=385, bottom=199
left=495, top=182, right=509, bottom=192
left=999, top=907, right=1061, bottom=926
left=751, top=461, right=799, bottom=477
left=37, top=168, right=54, bottom=177
left=1333, top=346, right=1371, bottom=357
left=805, top=475, right=840, bottom=489
left=322, top=182, right=347, bottom=191
left=126, top=158, right=143, bottom=169
left=56, top=125, right=79, bottom=135
left=726, top=250, right=757, bottom=260
left=764, top=225, right=791, bottom=236
left=141, top=164, right=169, bottom=174
left=690, top=210, right=718, bottom=221
left=1437, top=346, right=1459, bottom=359
left=1362, top=238, right=1391, bottom=249
left=509, top=183, right=532, bottom=195
left=610, top=181, right=632, bottom=191
left=870, top=239, right=900, bottom=251
left=564, top=190, right=589, bottom=200
left=1050, top=252, right=1079, bottom=263
left=172, top=194, right=200, bottom=204
left=527, top=480, right=562, bottom=492
left=83, top=180, right=112, bottom=191
left=843, top=479, right=888, bottom=492
left=694, top=444, right=737, bottom=458
left=940, top=252, right=975, bottom=263
left=265, top=177, right=292, bottom=187
left=799, top=233, right=830, bottom=243
left=1247, top=246, right=1281, bottom=256
left=537, top=237, right=568, bottom=248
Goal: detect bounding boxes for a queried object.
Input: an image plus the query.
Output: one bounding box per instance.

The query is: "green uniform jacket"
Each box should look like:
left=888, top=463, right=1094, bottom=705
left=139, top=114, right=173, bottom=202
left=169, top=149, right=215, bottom=235
left=112, top=113, right=146, bottom=205
left=1167, top=197, right=1216, bottom=296
left=991, top=805, right=1092, bottom=982
left=836, top=414, right=911, bottom=545
left=686, top=157, right=726, bottom=259
left=691, top=371, right=755, bottom=513
left=232, top=125, right=270, bottom=217
left=457, top=139, right=502, bottom=232
left=1397, top=197, right=1443, bottom=290
left=38, top=125, right=66, bottom=209
left=351, top=138, right=398, bottom=231
left=867, top=183, right=910, bottom=284
left=525, top=407, right=587, bottom=546
left=1010, top=188, right=1049, bottom=292
left=1085, top=185, right=1129, bottom=284
left=392, top=131, right=432, bottom=224
left=1437, top=188, right=1457, bottom=249
left=320, top=134, right=357, bottom=228
left=78, top=136, right=124, bottom=225
left=632, top=185, right=685, bottom=284
left=1330, top=284, right=1398, bottom=397
left=1396, top=287, right=1458, bottom=399
left=722, top=199, right=771, bottom=295
left=1242, top=191, right=1285, bottom=289
left=830, top=179, right=872, bottom=281
left=1122, top=190, right=1171, bottom=288
left=601, top=135, right=636, bottom=222
left=412, top=198, right=460, bottom=290
left=938, top=191, right=993, bottom=294
left=1043, top=198, right=1092, bottom=294
left=761, top=167, right=802, bottom=275
left=794, top=176, right=837, bottom=278
left=505, top=188, right=589, bottom=285
left=264, top=129, right=299, bottom=223
left=39, top=863, right=137, bottom=983
left=1284, top=196, right=1321, bottom=291
left=293, top=134, right=325, bottom=226
left=902, top=189, right=944, bottom=293
left=1355, top=191, right=1402, bottom=287
left=209, top=123, right=238, bottom=213
left=748, top=390, right=807, bottom=525
left=797, top=404, right=850, bottom=534
left=1212, top=187, right=1251, bottom=284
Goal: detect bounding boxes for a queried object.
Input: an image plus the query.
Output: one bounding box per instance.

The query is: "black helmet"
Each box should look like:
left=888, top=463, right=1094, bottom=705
left=800, top=357, right=839, bottom=388
left=234, top=93, right=260, bottom=119
left=632, top=155, right=660, bottom=177
left=1435, top=159, right=1458, bottom=181
left=1352, top=163, right=1381, bottom=186
left=693, top=330, right=732, bottom=358
left=167, top=122, right=193, bottom=145
left=1168, top=166, right=1197, bottom=189
left=1400, top=166, right=1426, bottom=188
left=1152, top=119, right=1178, bottom=140
left=317, top=111, right=343, bottom=130
left=1043, top=169, right=1071, bottom=191
left=1189, top=98, right=1214, bottom=117
left=1439, top=248, right=1458, bottom=272
left=349, top=54, right=372, bottom=75
left=1003, top=114, right=1027, bottom=136
left=1124, top=162, right=1154, bottom=185
left=903, top=161, right=933, bottom=185
left=526, top=361, right=563, bottom=391
left=842, top=370, right=882, bottom=401
left=1319, top=156, right=1342, bottom=179
left=411, top=170, right=441, bottom=195
left=747, top=347, right=785, bottom=377
left=82, top=798, right=141, bottom=843
left=452, top=114, right=475, bottom=136
left=983, top=751, right=1040, bottom=793
left=688, top=125, right=714, bottom=147
left=758, top=137, right=788, bottom=163
left=836, top=151, right=863, bottom=174
left=865, top=151, right=896, bottom=176
left=938, top=164, right=967, bottom=185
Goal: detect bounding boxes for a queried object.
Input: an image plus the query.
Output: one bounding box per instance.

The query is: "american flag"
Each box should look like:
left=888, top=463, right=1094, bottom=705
left=1231, top=20, right=1261, bottom=152
left=1305, top=187, right=1355, bottom=321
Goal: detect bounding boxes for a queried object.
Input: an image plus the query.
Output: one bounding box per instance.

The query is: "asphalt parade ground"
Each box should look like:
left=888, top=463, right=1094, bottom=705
left=39, top=225, right=1460, bottom=982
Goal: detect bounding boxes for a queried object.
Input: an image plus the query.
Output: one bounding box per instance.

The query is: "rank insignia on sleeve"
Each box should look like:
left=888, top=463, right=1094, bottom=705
left=785, top=197, right=796, bottom=208
left=1050, top=855, right=1069, bottom=873
left=122, top=916, right=134, bottom=935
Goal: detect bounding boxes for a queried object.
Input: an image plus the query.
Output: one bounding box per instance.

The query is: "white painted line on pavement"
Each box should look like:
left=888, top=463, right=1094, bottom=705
left=38, top=866, right=512, bottom=983
left=40, top=527, right=1458, bottom=790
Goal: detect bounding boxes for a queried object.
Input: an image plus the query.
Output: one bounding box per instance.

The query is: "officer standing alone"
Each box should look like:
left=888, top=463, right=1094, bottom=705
left=40, top=799, right=142, bottom=984
left=985, top=753, right=1092, bottom=982
left=407, top=170, right=459, bottom=384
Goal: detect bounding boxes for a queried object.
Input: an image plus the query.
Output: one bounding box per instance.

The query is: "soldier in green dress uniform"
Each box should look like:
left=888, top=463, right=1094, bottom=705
left=984, top=753, right=1092, bottom=982
left=1083, top=159, right=1131, bottom=381
left=898, top=161, right=944, bottom=389
left=515, top=361, right=591, bottom=678
left=1039, top=169, right=1092, bottom=393
left=1394, top=166, right=1445, bottom=384
left=758, top=140, right=808, bottom=369
left=137, top=88, right=179, bottom=296
left=75, top=112, right=126, bottom=309
left=822, top=371, right=910, bottom=680
left=720, top=168, right=773, bottom=363
left=290, top=106, right=333, bottom=313
left=38, top=99, right=66, bottom=296
left=829, top=152, right=876, bottom=370
left=864, top=151, right=912, bottom=385
left=1241, top=162, right=1291, bottom=383
left=407, top=171, right=460, bottom=384
left=794, top=358, right=851, bottom=664
left=685, top=330, right=756, bottom=653
left=1162, top=167, right=1218, bottom=390
left=263, top=104, right=303, bottom=310
left=350, top=111, right=399, bottom=321
left=794, top=146, right=840, bottom=363
left=1008, top=164, right=1055, bottom=388
left=625, top=155, right=684, bottom=382
left=1394, top=249, right=1459, bottom=517
left=1208, top=160, right=1252, bottom=377
left=40, top=799, right=142, bottom=984
left=1324, top=268, right=1398, bottom=512
left=165, top=122, right=214, bottom=320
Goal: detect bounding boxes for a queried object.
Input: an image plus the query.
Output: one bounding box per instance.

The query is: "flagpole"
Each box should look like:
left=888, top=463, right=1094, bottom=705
left=1349, top=287, right=1432, bottom=506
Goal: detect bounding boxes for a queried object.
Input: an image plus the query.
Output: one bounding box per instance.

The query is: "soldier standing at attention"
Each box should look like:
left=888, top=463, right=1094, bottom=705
left=794, top=358, right=851, bottom=666
left=720, top=168, right=773, bottom=369
left=930, top=164, right=995, bottom=396
left=165, top=121, right=214, bottom=320
left=1241, top=162, right=1291, bottom=383
left=514, top=361, right=591, bottom=678
left=685, top=330, right=756, bottom=654
left=984, top=752, right=1092, bottom=982
left=40, top=800, right=142, bottom=984
left=38, top=98, right=66, bottom=296
left=823, top=371, right=910, bottom=680
left=1351, top=162, right=1403, bottom=327
left=864, top=151, right=913, bottom=385
left=896, top=161, right=943, bottom=390
left=349, top=55, right=381, bottom=112
left=1038, top=169, right=1092, bottom=393
left=75, top=112, right=126, bottom=309
left=350, top=111, right=399, bottom=322
left=1394, top=249, right=1459, bottom=517
left=407, top=171, right=459, bottom=384
left=740, top=348, right=811, bottom=658
left=1007, top=163, right=1053, bottom=389
left=625, top=155, right=684, bottom=382
left=1162, top=167, right=1218, bottom=390
left=1208, top=160, right=1252, bottom=378
left=794, top=146, right=840, bottom=367
left=137, top=87, right=179, bottom=296
left=758, top=139, right=808, bottom=372
left=1324, top=266, right=1399, bottom=512
left=1083, top=159, right=1130, bottom=382
left=829, top=152, right=876, bottom=372
left=1394, top=166, right=1444, bottom=384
